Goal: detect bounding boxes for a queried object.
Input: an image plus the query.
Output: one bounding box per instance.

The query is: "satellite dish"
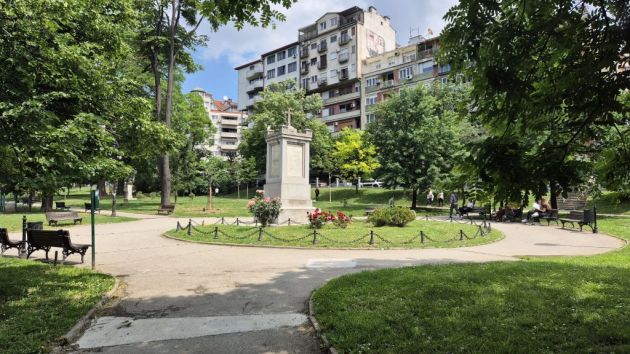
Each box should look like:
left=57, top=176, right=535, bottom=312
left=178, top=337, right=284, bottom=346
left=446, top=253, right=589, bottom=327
left=223, top=96, right=229, bottom=101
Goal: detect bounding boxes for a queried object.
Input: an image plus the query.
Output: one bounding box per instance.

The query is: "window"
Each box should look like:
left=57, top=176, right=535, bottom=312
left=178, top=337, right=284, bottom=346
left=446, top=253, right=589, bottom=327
left=310, top=58, right=317, bottom=66
left=212, top=115, right=219, bottom=120
left=366, top=113, right=376, bottom=124
left=319, top=22, right=326, bottom=30
left=330, top=17, right=337, bottom=26
left=419, top=60, right=434, bottom=73
left=403, top=53, right=416, bottom=63
left=440, top=77, right=449, bottom=84
left=329, top=69, right=337, bottom=78
left=302, top=78, right=309, bottom=88
left=311, top=75, right=318, bottom=83
left=330, top=51, right=337, bottom=60
left=287, top=47, right=297, bottom=57
left=351, top=45, right=356, bottom=54
left=366, top=76, right=378, bottom=87
left=387, top=57, right=395, bottom=66
left=266, top=55, right=275, bottom=64
left=248, top=93, right=255, bottom=99
left=330, top=35, right=337, bottom=43
left=287, top=62, right=297, bottom=73
left=399, top=66, right=413, bottom=79
left=319, top=54, right=327, bottom=66
left=310, top=43, right=317, bottom=50
left=248, top=64, right=255, bottom=70
left=277, top=51, right=286, bottom=61
left=439, top=63, right=451, bottom=74
left=366, top=95, right=377, bottom=106
left=277, top=65, right=286, bottom=76
left=266, top=69, right=275, bottom=79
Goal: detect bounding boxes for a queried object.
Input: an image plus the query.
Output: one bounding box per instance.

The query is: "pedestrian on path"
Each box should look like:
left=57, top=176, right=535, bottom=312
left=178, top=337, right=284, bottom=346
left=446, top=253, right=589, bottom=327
left=437, top=191, right=444, bottom=207
left=426, top=189, right=434, bottom=206
left=449, top=191, right=458, bottom=218
left=315, top=187, right=320, bottom=201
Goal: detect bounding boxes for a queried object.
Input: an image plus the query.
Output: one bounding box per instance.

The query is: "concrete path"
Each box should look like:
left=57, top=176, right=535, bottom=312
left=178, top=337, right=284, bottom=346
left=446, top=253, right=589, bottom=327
left=13, top=215, right=623, bottom=353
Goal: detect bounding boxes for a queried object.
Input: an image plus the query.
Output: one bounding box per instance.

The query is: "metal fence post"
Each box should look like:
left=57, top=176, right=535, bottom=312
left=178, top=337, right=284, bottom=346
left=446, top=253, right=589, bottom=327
left=187, top=219, right=192, bottom=236
left=221, top=217, right=225, bottom=225
left=593, top=206, right=598, bottom=234
left=420, top=231, right=425, bottom=244
left=236, top=218, right=240, bottom=226
left=22, top=215, right=27, bottom=243
left=312, top=229, right=317, bottom=244
left=288, top=218, right=292, bottom=226
left=214, top=226, right=218, bottom=240
left=258, top=227, right=263, bottom=241
left=460, top=230, right=464, bottom=241
left=369, top=230, right=374, bottom=245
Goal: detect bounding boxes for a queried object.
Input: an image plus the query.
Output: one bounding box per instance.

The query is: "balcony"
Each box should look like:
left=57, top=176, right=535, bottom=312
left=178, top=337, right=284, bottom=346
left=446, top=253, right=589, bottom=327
left=220, top=144, right=238, bottom=151
left=221, top=132, right=239, bottom=139
left=338, top=52, right=349, bottom=63
left=220, top=118, right=239, bottom=126
left=318, top=42, right=327, bottom=53
left=302, top=81, right=310, bottom=91
left=339, top=35, right=352, bottom=46
left=324, top=91, right=360, bottom=105
left=365, top=84, right=380, bottom=93
left=300, top=65, right=309, bottom=75
left=418, top=47, right=439, bottom=60
left=246, top=80, right=263, bottom=93
left=381, top=80, right=395, bottom=89
left=416, top=71, right=433, bottom=81
left=300, top=47, right=309, bottom=58
left=339, top=71, right=349, bottom=80
left=245, top=64, right=263, bottom=80
left=317, top=61, right=327, bottom=70
left=322, top=109, right=360, bottom=123
left=318, top=78, right=327, bottom=86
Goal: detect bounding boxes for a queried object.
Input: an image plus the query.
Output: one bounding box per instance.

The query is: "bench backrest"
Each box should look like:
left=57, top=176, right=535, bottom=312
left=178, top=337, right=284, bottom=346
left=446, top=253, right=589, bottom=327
left=161, top=205, right=175, bottom=211
left=582, top=209, right=593, bottom=223
left=549, top=209, right=559, bottom=218
left=27, top=229, right=70, bottom=248
left=56, top=202, right=66, bottom=208
left=568, top=210, right=583, bottom=220
left=46, top=211, right=80, bottom=220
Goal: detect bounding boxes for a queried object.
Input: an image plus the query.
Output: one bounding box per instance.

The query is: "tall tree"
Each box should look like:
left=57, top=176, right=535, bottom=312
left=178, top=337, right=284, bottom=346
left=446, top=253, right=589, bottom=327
left=440, top=0, right=629, bottom=207
left=239, top=80, right=331, bottom=174
left=333, top=129, right=379, bottom=194
left=368, top=84, right=461, bottom=209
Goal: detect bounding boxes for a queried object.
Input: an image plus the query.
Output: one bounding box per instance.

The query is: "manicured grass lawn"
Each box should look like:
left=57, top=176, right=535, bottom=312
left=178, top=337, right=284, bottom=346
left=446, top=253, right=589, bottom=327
left=165, top=219, right=502, bottom=249
left=312, top=217, right=630, bottom=353
left=0, top=257, right=114, bottom=354
left=0, top=213, right=137, bottom=232
left=56, top=188, right=433, bottom=217
left=587, top=191, right=630, bottom=215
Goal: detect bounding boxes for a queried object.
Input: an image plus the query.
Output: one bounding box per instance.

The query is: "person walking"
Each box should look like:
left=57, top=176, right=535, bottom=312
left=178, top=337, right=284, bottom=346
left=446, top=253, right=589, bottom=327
left=449, top=191, right=458, bottom=218
left=315, top=187, right=320, bottom=201
left=437, top=191, right=444, bottom=207
left=426, top=189, right=434, bottom=206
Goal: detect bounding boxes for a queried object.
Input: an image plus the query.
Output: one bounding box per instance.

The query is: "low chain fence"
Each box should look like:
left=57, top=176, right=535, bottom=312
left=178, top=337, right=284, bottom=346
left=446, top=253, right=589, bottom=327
left=174, top=217, right=492, bottom=247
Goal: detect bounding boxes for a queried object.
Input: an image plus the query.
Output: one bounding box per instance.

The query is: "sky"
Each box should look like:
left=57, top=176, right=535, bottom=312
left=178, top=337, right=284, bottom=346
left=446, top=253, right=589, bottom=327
left=183, top=0, right=459, bottom=100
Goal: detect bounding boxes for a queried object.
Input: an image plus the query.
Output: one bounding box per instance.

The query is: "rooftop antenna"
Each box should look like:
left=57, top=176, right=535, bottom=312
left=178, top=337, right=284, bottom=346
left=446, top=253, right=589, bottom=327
left=409, top=27, right=420, bottom=39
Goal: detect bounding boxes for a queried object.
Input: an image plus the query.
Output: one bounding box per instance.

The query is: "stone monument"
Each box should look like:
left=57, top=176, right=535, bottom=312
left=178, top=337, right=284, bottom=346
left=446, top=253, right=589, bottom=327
left=264, top=110, right=313, bottom=223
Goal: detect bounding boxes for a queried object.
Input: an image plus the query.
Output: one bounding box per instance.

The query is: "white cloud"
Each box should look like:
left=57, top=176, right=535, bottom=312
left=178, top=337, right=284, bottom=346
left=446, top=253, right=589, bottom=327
left=197, top=0, right=459, bottom=67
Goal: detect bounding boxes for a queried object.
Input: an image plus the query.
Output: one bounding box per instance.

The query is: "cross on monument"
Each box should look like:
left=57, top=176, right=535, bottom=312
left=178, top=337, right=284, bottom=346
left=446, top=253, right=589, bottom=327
left=286, top=109, right=292, bottom=127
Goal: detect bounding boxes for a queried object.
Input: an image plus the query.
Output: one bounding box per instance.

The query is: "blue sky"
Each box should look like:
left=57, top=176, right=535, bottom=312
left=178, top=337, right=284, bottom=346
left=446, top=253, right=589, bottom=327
left=183, top=0, right=458, bottom=100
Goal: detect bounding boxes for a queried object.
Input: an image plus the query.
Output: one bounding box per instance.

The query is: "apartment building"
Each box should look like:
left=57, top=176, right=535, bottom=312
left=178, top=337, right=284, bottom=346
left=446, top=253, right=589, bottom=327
left=262, top=42, right=300, bottom=87
left=361, top=36, right=450, bottom=127
left=298, top=6, right=396, bottom=132
left=235, top=59, right=263, bottom=113
left=192, top=89, right=247, bottom=158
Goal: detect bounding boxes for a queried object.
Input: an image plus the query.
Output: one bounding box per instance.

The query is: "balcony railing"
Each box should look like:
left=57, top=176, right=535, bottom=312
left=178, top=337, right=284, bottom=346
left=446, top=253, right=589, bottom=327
left=418, top=47, right=439, bottom=60
left=381, top=80, right=395, bottom=88
left=300, top=47, right=309, bottom=58
left=339, top=35, right=352, bottom=45
left=220, top=118, right=239, bottom=126
left=339, top=71, right=349, bottom=80
left=338, top=52, right=349, bottom=63
left=300, top=65, right=309, bottom=75
left=317, top=61, right=327, bottom=70
left=318, top=42, right=327, bottom=52
left=365, top=84, right=379, bottom=93
left=246, top=81, right=264, bottom=93
left=318, top=78, right=327, bottom=86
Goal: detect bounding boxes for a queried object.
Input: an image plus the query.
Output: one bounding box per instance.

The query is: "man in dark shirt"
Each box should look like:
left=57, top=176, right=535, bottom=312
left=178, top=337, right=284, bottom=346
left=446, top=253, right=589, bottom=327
left=449, top=192, right=458, bottom=218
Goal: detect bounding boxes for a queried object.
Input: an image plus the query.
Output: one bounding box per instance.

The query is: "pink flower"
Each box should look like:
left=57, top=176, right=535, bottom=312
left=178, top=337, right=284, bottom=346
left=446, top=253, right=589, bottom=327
left=264, top=197, right=271, bottom=202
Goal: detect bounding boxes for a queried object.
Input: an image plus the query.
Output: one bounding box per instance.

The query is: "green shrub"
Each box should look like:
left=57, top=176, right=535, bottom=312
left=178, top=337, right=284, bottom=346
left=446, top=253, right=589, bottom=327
left=189, top=192, right=195, bottom=199
left=136, top=191, right=145, bottom=199
left=148, top=192, right=157, bottom=198
left=369, top=206, right=416, bottom=227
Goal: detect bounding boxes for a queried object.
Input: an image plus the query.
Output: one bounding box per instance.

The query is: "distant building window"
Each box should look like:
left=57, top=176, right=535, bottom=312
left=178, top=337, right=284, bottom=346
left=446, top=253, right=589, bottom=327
left=319, top=22, right=326, bottom=31
left=249, top=64, right=255, bottom=70
left=311, top=43, right=317, bottom=50
left=420, top=60, right=434, bottom=73
left=310, top=58, right=317, bottom=66
left=277, top=51, right=286, bottom=61
left=367, top=113, right=376, bottom=124
left=330, top=18, right=337, bottom=26
left=287, top=47, right=297, bottom=57
left=352, top=45, right=356, bottom=54
left=266, top=55, right=275, bottom=64
left=330, top=35, right=337, bottom=43
left=267, top=69, right=275, bottom=79
left=403, top=53, right=417, bottom=63
left=439, top=64, right=451, bottom=74
left=287, top=62, right=297, bottom=73
left=366, top=95, right=377, bottom=106
left=277, top=65, right=286, bottom=76
left=366, top=76, right=378, bottom=87
left=399, top=66, right=413, bottom=79
left=311, top=75, right=318, bottom=83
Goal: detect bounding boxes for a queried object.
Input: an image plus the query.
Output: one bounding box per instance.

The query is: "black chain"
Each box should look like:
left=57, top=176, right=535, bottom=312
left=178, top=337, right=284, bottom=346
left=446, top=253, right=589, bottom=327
left=261, top=229, right=312, bottom=242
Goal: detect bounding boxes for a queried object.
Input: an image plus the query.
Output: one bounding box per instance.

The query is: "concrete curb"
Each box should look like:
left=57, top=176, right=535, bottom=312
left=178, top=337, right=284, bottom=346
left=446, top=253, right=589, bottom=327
left=52, top=276, right=122, bottom=352
left=308, top=288, right=339, bottom=354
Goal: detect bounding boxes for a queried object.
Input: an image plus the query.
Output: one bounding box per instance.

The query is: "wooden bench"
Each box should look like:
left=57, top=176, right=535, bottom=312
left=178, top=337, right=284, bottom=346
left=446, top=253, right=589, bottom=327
left=46, top=211, right=83, bottom=226
left=158, top=205, right=175, bottom=215
left=27, top=229, right=90, bottom=263
left=1, top=228, right=25, bottom=256
left=365, top=207, right=376, bottom=216
left=84, top=203, right=100, bottom=213
left=461, top=205, right=491, bottom=219
left=559, top=210, right=595, bottom=231
left=55, top=201, right=71, bottom=211
left=541, top=209, right=559, bottom=225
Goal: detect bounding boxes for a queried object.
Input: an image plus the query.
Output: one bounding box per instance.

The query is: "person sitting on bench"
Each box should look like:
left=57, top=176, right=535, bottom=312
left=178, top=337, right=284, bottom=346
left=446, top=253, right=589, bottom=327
left=524, top=199, right=545, bottom=223
left=458, top=200, right=474, bottom=216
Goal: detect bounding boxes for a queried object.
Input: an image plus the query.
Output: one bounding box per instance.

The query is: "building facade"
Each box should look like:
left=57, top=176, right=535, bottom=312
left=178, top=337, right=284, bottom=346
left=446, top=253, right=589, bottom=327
left=361, top=36, right=449, bottom=127
left=192, top=89, right=247, bottom=158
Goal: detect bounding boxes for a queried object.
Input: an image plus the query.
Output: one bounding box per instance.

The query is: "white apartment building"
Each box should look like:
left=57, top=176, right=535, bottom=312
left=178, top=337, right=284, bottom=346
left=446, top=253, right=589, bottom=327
left=298, top=6, right=396, bottom=132
left=192, top=89, right=247, bottom=158
left=235, top=6, right=396, bottom=131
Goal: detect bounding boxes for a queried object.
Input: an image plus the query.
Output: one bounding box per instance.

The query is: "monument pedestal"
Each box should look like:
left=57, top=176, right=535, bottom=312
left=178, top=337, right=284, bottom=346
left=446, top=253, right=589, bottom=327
left=264, top=125, right=313, bottom=224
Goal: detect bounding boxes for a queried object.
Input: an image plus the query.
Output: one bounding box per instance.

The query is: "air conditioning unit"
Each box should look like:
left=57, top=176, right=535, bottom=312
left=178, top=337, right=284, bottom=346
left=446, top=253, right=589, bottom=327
left=407, top=74, right=413, bottom=80
left=292, top=54, right=297, bottom=58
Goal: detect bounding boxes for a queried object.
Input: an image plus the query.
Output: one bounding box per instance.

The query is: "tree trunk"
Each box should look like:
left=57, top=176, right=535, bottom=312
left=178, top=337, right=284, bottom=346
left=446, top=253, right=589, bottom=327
left=550, top=181, right=558, bottom=210
left=159, top=155, right=171, bottom=207
left=116, top=179, right=125, bottom=197
left=40, top=192, right=53, bottom=212
left=207, top=184, right=213, bottom=211
left=355, top=179, right=359, bottom=194
left=237, top=183, right=240, bottom=199
left=411, top=188, right=418, bottom=209
left=97, top=179, right=108, bottom=197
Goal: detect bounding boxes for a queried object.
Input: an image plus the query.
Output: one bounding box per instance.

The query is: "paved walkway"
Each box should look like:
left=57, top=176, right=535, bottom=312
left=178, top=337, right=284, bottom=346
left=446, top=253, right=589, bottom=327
left=14, top=214, right=624, bottom=353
